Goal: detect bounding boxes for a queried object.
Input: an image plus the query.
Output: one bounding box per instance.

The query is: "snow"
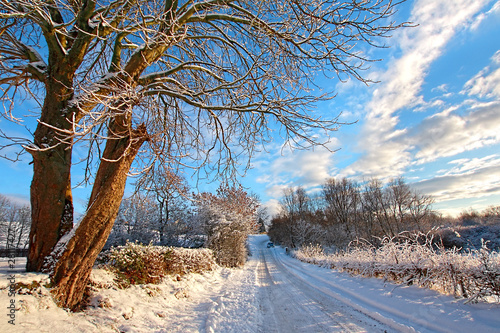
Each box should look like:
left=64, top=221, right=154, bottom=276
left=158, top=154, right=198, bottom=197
left=0, top=258, right=49, bottom=289
left=24, top=45, right=46, bottom=66
left=1, top=235, right=500, bottom=332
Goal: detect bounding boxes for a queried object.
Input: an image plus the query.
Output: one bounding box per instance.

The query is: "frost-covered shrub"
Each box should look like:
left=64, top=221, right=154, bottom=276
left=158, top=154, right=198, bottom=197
left=206, top=219, right=249, bottom=267
left=293, top=232, right=500, bottom=303
left=194, top=185, right=259, bottom=268
left=101, top=242, right=216, bottom=286
left=293, top=244, right=329, bottom=266
left=163, top=246, right=216, bottom=275
left=104, top=242, right=170, bottom=285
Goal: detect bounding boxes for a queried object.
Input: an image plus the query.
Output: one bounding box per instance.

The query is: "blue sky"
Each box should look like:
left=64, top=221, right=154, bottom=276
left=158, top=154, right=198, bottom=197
left=1, top=0, right=500, bottom=218
left=242, top=0, right=500, bottom=217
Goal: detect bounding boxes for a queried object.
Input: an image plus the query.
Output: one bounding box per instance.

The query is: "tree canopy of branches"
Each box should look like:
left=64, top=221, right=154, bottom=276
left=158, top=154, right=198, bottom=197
left=0, top=0, right=408, bottom=309
left=135, top=164, right=191, bottom=245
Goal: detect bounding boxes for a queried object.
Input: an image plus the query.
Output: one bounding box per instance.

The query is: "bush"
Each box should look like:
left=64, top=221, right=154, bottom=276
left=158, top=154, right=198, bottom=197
left=195, top=185, right=259, bottom=268
left=100, top=242, right=216, bottom=287
left=163, top=246, right=216, bottom=275
left=293, top=232, right=500, bottom=303
left=206, top=220, right=249, bottom=267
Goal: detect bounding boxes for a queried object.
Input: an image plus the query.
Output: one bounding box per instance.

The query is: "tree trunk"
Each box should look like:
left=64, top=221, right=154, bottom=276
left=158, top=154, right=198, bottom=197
left=159, top=199, right=165, bottom=245
left=27, top=83, right=74, bottom=272
left=50, top=121, right=147, bottom=310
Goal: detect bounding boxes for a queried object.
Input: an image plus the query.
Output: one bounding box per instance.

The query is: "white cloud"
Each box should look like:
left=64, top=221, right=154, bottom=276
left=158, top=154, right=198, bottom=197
left=1, top=193, right=30, bottom=207
left=470, top=0, right=500, bottom=31
left=265, top=184, right=291, bottom=199
left=432, top=84, right=449, bottom=93
left=412, top=99, right=446, bottom=112
left=345, top=0, right=492, bottom=179
left=413, top=155, right=500, bottom=203
left=269, top=148, right=334, bottom=188
left=262, top=198, right=281, bottom=219
left=444, top=155, right=500, bottom=176
left=254, top=136, right=340, bottom=199
left=411, top=102, right=500, bottom=164
left=462, top=50, right=500, bottom=98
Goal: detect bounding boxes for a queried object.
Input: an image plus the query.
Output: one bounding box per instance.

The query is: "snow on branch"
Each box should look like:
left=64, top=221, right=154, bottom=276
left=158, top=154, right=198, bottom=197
left=1, top=0, right=410, bottom=179
left=0, top=28, right=47, bottom=83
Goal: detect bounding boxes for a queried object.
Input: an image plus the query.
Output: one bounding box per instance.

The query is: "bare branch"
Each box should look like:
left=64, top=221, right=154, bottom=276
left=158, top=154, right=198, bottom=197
left=1, top=0, right=409, bottom=180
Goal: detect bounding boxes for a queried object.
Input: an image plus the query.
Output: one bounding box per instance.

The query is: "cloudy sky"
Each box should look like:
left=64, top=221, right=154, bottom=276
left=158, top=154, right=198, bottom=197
left=1, top=0, right=499, bottom=218
left=241, top=0, right=500, bottom=217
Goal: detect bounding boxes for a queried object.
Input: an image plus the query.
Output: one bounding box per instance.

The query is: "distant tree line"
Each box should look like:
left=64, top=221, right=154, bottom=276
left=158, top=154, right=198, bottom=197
left=268, top=177, right=438, bottom=249
left=0, top=194, right=30, bottom=254
left=105, top=191, right=198, bottom=249
left=106, top=170, right=197, bottom=249
left=458, top=206, right=500, bottom=226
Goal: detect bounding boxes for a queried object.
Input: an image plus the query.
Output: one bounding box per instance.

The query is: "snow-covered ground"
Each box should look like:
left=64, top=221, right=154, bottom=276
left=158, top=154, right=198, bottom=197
left=1, top=234, right=499, bottom=332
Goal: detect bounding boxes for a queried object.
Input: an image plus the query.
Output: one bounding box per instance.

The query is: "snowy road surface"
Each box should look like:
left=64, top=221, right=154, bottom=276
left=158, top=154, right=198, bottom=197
left=207, top=234, right=500, bottom=333
left=1, top=234, right=500, bottom=332
left=254, top=238, right=396, bottom=332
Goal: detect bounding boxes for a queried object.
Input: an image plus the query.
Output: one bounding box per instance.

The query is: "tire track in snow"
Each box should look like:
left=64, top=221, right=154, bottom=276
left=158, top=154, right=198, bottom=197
left=256, top=248, right=288, bottom=333
left=271, top=246, right=459, bottom=333
left=256, top=237, right=393, bottom=332
left=258, top=248, right=336, bottom=332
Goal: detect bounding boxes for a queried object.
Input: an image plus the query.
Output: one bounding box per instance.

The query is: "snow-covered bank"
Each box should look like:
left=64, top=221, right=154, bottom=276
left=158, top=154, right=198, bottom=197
left=0, top=255, right=258, bottom=333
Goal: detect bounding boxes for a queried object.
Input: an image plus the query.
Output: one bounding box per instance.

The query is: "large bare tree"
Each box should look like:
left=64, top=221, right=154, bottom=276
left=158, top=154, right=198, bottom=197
left=0, top=0, right=407, bottom=309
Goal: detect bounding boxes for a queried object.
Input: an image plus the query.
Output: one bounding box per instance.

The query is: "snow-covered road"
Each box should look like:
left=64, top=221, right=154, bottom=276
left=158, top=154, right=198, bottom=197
left=254, top=236, right=396, bottom=332
left=213, top=234, right=500, bottom=333
left=2, top=234, right=500, bottom=332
